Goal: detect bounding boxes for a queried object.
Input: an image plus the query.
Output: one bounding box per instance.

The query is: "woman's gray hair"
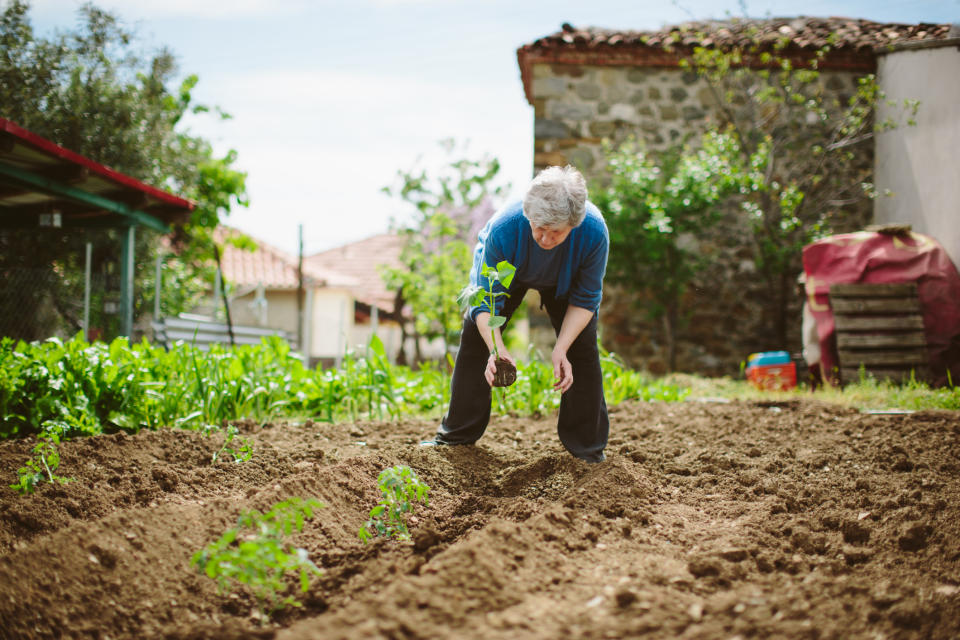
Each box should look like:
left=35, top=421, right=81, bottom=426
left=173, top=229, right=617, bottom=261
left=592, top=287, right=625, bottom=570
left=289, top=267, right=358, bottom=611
left=522, top=165, right=587, bottom=228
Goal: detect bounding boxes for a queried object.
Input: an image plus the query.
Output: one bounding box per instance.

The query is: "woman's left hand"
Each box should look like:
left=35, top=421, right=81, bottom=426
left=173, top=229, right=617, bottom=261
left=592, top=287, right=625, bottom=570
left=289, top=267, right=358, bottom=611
left=551, top=348, right=573, bottom=393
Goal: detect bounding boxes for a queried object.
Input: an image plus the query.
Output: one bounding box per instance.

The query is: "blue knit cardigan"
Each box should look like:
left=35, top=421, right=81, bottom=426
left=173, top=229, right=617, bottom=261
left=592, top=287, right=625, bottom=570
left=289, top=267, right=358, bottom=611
left=468, top=200, right=609, bottom=321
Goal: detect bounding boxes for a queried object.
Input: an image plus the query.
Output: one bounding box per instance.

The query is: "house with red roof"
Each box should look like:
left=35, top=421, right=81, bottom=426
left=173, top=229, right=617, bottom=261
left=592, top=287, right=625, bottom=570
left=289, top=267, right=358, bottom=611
left=214, top=227, right=407, bottom=366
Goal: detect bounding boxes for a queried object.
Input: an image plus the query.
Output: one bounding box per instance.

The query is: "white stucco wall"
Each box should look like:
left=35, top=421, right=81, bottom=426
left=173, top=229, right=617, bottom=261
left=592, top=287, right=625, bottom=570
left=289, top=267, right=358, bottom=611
left=875, top=43, right=960, bottom=267
left=309, top=288, right=354, bottom=360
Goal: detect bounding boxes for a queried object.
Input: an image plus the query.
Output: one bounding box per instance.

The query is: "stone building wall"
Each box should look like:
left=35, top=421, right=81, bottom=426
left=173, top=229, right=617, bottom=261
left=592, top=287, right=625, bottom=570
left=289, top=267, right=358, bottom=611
left=528, top=62, right=873, bottom=375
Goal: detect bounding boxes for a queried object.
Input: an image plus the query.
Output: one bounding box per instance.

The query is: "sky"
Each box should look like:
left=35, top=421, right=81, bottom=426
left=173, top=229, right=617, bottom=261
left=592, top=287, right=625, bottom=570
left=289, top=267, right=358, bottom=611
left=27, top=0, right=960, bottom=256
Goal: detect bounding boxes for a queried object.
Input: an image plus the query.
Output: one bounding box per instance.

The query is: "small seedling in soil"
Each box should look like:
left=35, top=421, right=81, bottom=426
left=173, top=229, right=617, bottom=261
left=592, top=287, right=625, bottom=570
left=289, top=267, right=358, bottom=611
left=10, top=421, right=72, bottom=494
left=191, top=497, right=324, bottom=620
left=205, top=423, right=254, bottom=464
left=458, top=260, right=518, bottom=387
left=358, top=465, right=430, bottom=543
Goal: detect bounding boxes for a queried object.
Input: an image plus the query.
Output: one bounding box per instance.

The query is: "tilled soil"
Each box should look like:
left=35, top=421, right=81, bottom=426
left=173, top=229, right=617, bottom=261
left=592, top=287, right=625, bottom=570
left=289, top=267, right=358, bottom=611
left=0, top=399, right=958, bottom=639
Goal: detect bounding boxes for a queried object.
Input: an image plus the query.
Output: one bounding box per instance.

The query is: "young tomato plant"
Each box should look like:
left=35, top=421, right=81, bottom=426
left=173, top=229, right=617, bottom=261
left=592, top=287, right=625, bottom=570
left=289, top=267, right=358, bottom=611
left=358, top=465, right=430, bottom=543
left=191, top=497, right=324, bottom=620
left=209, top=424, right=254, bottom=464
left=459, top=260, right=518, bottom=387
left=10, top=421, right=72, bottom=494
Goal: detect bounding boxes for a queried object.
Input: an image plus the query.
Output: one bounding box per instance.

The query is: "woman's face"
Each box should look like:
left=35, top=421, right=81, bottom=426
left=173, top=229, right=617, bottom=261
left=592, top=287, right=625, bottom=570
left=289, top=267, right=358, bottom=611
left=530, top=222, right=573, bottom=250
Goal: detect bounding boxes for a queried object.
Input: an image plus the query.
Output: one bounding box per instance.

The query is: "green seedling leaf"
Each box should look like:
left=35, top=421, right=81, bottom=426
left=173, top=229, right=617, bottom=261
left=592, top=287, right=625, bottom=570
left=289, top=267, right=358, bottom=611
left=496, top=261, right=516, bottom=288
left=488, top=316, right=506, bottom=329
left=358, top=465, right=430, bottom=543
left=192, top=497, right=324, bottom=622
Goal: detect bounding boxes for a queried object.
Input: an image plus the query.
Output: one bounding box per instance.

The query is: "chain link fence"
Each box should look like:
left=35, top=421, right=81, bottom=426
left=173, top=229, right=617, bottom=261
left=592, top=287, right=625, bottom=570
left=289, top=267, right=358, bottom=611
left=0, top=229, right=128, bottom=343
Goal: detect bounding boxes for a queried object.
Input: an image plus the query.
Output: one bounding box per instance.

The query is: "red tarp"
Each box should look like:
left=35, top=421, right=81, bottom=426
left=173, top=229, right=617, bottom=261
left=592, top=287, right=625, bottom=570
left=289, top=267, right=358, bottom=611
left=802, top=230, right=960, bottom=386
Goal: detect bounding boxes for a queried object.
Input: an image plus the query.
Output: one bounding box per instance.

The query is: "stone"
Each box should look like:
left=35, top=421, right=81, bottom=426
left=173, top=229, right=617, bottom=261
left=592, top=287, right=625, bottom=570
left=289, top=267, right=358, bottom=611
left=606, top=85, right=627, bottom=103
left=626, top=69, right=649, bottom=83
left=629, top=90, right=646, bottom=105
left=697, top=87, right=718, bottom=106
left=567, top=148, right=595, bottom=170
left=608, top=104, right=637, bottom=122
left=535, top=118, right=570, bottom=139
left=682, top=105, right=706, bottom=121
left=576, top=83, right=602, bottom=100
left=637, top=105, right=654, bottom=117
left=659, top=104, right=680, bottom=121
left=597, top=102, right=610, bottom=115
left=647, top=86, right=662, bottom=100
left=550, top=103, right=593, bottom=120
left=589, top=121, right=616, bottom=137
left=670, top=87, right=689, bottom=102
left=532, top=77, right=567, bottom=98
left=681, top=70, right=699, bottom=85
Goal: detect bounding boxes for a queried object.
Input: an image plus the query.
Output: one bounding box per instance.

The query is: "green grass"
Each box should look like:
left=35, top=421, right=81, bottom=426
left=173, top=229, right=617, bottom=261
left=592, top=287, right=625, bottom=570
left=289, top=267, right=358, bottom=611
left=665, top=371, right=960, bottom=412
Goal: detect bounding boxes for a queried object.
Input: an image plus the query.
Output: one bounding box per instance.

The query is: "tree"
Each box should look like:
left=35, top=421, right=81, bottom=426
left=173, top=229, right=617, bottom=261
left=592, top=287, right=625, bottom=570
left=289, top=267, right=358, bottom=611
left=381, top=139, right=505, bottom=365
left=672, top=23, right=917, bottom=346
left=592, top=131, right=743, bottom=371
left=0, top=0, right=248, bottom=340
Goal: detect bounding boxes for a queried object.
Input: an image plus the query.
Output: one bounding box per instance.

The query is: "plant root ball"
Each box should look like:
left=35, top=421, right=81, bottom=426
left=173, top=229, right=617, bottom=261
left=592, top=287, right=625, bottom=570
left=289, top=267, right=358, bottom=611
left=492, top=358, right=517, bottom=387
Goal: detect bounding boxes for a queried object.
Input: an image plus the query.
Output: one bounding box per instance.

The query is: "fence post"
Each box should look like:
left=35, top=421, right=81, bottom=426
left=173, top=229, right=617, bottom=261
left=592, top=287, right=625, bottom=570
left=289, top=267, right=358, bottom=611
left=119, top=224, right=136, bottom=337
left=83, top=241, right=92, bottom=340
left=154, top=254, right=162, bottom=320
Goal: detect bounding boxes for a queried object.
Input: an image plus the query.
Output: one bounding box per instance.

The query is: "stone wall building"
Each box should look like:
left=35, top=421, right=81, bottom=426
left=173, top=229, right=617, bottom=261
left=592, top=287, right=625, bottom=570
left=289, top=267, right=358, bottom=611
left=516, top=18, right=951, bottom=375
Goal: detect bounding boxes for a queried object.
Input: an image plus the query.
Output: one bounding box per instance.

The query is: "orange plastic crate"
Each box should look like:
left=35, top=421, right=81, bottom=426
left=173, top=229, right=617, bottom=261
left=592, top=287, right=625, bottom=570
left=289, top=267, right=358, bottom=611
left=747, top=362, right=797, bottom=391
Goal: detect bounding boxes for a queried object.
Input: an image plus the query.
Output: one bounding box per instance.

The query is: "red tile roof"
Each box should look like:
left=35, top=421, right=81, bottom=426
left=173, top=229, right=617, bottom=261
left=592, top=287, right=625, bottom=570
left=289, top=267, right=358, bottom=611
left=305, top=233, right=405, bottom=313
left=215, top=226, right=356, bottom=291
left=517, top=17, right=952, bottom=104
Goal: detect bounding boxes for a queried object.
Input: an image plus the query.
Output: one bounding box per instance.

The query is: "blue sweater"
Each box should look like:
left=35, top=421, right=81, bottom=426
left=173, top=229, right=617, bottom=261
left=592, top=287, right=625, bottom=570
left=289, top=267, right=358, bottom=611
left=469, top=200, right=609, bottom=321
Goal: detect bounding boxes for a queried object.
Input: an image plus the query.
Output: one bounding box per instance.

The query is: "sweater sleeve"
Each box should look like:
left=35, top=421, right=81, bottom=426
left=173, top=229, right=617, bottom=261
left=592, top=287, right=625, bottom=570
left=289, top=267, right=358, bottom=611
left=567, top=217, right=609, bottom=312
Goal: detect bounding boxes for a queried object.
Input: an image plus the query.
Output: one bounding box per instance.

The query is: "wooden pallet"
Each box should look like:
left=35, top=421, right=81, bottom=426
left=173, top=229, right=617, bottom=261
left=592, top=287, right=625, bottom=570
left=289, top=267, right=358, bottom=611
left=828, top=282, right=929, bottom=384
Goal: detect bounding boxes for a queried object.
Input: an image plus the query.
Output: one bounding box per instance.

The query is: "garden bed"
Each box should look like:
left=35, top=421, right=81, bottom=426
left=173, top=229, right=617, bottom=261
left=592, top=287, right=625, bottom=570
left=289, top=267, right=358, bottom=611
left=0, top=399, right=958, bottom=639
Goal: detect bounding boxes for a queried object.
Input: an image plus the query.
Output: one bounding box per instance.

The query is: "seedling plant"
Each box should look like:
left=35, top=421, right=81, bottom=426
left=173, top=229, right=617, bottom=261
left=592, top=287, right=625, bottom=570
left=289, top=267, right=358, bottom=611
left=191, top=497, right=324, bottom=619
left=9, top=420, right=72, bottom=494
left=459, top=260, right=518, bottom=387
left=358, top=465, right=430, bottom=543
left=205, top=423, right=254, bottom=464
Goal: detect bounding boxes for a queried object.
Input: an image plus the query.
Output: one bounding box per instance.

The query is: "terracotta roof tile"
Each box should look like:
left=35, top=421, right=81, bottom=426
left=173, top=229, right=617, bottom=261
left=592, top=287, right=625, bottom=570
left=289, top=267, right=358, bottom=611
left=517, top=17, right=953, bottom=104
left=214, top=226, right=356, bottom=291
left=305, top=233, right=405, bottom=313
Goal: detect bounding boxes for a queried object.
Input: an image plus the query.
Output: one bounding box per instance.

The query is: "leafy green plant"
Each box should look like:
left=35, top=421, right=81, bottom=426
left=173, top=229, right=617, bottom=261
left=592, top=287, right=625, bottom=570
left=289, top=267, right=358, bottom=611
left=207, top=424, right=254, bottom=464
left=191, top=497, right=324, bottom=619
left=10, top=421, right=72, bottom=494
left=459, top=260, right=517, bottom=358
left=358, top=465, right=430, bottom=543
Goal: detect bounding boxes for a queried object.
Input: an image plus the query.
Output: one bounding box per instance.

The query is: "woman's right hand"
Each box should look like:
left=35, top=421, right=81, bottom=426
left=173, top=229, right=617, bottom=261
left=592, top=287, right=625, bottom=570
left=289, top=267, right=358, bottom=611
left=484, top=349, right=514, bottom=387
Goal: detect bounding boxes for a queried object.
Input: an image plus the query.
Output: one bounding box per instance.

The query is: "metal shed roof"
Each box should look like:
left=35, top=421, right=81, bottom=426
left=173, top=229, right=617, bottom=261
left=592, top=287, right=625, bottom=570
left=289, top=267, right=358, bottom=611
left=0, top=117, right=194, bottom=232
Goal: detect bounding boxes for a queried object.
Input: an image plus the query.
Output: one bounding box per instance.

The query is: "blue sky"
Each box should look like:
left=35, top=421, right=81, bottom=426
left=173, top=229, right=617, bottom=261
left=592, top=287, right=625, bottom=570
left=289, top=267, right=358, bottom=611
left=28, top=0, right=959, bottom=255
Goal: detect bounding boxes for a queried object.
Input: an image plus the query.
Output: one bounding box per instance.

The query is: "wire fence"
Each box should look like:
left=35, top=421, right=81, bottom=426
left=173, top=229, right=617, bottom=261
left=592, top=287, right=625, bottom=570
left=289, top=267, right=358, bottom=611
left=0, top=228, right=128, bottom=343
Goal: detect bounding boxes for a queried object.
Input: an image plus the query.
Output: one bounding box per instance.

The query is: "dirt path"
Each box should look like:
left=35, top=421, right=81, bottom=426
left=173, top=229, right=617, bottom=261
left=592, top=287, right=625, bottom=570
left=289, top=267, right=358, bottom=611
left=0, top=399, right=958, bottom=639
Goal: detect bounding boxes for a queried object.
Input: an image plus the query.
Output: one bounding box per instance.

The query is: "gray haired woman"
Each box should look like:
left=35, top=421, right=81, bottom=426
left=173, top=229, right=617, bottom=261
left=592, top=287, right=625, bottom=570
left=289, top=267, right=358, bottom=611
left=423, top=166, right=610, bottom=462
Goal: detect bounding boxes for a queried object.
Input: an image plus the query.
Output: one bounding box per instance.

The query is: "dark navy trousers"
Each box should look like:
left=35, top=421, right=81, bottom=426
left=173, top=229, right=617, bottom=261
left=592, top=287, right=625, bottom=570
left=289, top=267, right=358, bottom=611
left=435, top=284, right=608, bottom=462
